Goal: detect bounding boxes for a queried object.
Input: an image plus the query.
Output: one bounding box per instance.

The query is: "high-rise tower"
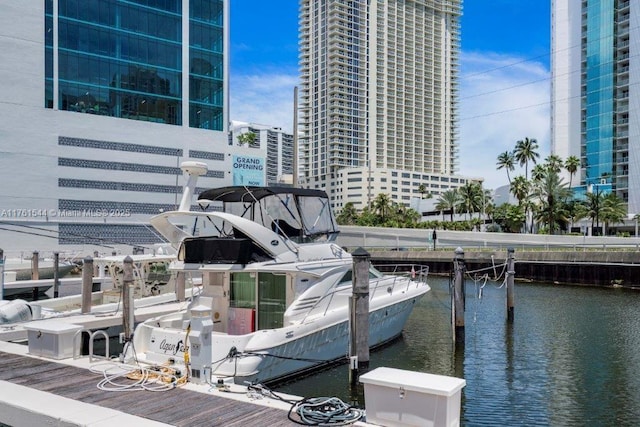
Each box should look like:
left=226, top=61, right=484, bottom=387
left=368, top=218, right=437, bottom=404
left=0, top=0, right=235, bottom=251
left=299, top=0, right=465, bottom=211
left=552, top=0, right=639, bottom=214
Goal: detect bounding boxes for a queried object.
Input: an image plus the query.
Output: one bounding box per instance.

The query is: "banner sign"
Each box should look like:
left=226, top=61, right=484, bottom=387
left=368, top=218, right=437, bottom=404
left=232, top=155, right=265, bottom=186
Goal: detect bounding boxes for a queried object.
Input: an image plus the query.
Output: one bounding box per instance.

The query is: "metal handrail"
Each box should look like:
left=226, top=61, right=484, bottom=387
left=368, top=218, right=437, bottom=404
left=297, top=264, right=429, bottom=323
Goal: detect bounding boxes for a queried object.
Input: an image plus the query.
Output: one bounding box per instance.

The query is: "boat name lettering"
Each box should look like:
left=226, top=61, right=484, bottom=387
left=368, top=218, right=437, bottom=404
left=159, top=339, right=188, bottom=355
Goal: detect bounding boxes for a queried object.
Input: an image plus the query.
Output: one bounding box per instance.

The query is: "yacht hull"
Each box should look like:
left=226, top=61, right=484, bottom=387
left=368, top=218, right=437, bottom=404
left=132, top=285, right=429, bottom=385
left=241, top=296, right=423, bottom=385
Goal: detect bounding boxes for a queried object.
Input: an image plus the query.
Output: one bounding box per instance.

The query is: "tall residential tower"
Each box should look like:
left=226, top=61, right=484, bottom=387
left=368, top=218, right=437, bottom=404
left=299, top=0, right=471, bottom=211
left=552, top=0, right=639, bottom=214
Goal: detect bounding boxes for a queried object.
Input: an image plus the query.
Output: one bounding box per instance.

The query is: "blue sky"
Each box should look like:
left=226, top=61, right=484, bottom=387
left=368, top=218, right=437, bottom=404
left=229, top=1, right=551, bottom=190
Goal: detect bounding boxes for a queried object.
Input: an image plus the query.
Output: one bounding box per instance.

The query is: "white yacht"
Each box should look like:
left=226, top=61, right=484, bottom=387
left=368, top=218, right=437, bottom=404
left=124, top=161, right=430, bottom=385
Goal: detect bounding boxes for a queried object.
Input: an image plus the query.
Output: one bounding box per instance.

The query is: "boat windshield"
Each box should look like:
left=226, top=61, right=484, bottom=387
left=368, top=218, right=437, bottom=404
left=197, top=186, right=340, bottom=243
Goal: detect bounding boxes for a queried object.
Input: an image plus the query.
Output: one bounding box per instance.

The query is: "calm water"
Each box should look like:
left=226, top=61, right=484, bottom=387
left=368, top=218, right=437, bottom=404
left=274, top=276, right=640, bottom=426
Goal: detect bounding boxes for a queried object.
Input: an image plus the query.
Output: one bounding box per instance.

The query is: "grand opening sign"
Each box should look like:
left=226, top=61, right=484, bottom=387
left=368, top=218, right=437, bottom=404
left=232, top=155, right=265, bottom=186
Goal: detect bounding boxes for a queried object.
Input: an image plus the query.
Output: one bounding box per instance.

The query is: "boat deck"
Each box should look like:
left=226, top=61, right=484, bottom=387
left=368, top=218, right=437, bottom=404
left=0, top=347, right=304, bottom=426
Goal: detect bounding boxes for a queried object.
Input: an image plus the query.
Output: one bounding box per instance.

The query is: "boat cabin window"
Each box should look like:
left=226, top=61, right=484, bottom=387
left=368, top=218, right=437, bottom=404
left=230, top=272, right=286, bottom=331
left=257, top=273, right=286, bottom=329
left=338, top=267, right=383, bottom=284
left=230, top=272, right=255, bottom=309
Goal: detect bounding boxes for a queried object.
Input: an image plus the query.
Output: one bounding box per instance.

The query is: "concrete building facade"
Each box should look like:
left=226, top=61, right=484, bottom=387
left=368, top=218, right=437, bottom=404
left=0, top=0, right=244, bottom=253
left=298, top=0, right=471, bottom=212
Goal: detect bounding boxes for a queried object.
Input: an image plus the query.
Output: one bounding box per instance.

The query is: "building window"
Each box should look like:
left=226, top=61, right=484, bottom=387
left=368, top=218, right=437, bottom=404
left=55, top=1, right=183, bottom=124
left=189, top=0, right=224, bottom=130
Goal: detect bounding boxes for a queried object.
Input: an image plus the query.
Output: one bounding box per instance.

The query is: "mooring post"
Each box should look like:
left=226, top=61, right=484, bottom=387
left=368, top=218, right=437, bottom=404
left=81, top=256, right=93, bottom=314
left=453, top=247, right=465, bottom=344
left=0, top=248, right=4, bottom=301
left=31, top=250, right=39, bottom=280
left=349, top=247, right=370, bottom=385
left=53, top=252, right=60, bottom=298
left=31, top=250, right=40, bottom=300
left=93, top=251, right=99, bottom=277
left=176, top=271, right=185, bottom=302
left=506, top=247, right=515, bottom=323
left=122, top=256, right=135, bottom=341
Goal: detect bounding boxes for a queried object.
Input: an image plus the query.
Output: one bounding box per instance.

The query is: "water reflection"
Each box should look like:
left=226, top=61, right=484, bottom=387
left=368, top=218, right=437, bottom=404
left=274, top=276, right=640, bottom=426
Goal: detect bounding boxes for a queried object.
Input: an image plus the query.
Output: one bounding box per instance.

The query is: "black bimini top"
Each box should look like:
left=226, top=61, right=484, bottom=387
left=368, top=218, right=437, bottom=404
left=198, top=186, right=329, bottom=203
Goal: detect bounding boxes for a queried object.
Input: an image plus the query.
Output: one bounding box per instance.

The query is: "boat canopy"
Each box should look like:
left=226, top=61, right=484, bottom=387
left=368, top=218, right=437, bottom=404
left=197, top=186, right=340, bottom=243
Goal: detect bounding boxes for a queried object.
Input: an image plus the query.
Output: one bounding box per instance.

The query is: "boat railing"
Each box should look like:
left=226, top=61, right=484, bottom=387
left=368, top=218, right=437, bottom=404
left=369, top=264, right=430, bottom=299
left=297, top=264, right=429, bottom=322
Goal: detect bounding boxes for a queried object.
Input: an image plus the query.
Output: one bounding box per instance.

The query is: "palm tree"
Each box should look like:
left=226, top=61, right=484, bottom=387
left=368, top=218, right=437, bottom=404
left=544, top=154, right=564, bottom=174
left=418, top=183, right=432, bottom=199
left=585, top=191, right=605, bottom=235
left=396, top=205, right=421, bottom=227
left=336, top=202, right=358, bottom=225
left=514, top=137, right=540, bottom=180
left=531, top=168, right=571, bottom=234
left=373, top=193, right=392, bottom=222
left=436, top=189, right=460, bottom=221
left=457, top=182, right=482, bottom=220
left=510, top=175, right=531, bottom=233
left=531, top=164, right=547, bottom=182
left=601, top=193, right=627, bottom=235
left=510, top=176, right=530, bottom=206
left=565, top=156, right=580, bottom=188
left=237, top=131, right=257, bottom=147
left=496, top=151, right=516, bottom=185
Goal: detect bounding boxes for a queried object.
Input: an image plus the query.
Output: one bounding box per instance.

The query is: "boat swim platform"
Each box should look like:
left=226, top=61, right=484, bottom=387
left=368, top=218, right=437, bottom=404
left=0, top=341, right=358, bottom=427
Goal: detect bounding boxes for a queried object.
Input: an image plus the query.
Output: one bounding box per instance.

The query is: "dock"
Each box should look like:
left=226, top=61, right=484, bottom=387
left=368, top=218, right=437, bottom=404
left=0, top=298, right=192, bottom=342
left=0, top=341, right=317, bottom=426
left=1, top=276, right=106, bottom=298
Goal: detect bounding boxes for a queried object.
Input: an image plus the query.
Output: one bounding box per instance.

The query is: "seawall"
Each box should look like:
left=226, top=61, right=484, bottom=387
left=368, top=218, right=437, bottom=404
left=370, top=250, right=640, bottom=289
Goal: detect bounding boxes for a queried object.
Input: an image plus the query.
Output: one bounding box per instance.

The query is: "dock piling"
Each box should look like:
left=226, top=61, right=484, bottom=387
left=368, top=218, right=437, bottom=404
left=453, top=247, right=465, bottom=344
left=53, top=252, right=60, bottom=298
left=31, top=251, right=39, bottom=301
left=31, top=251, right=39, bottom=280
left=122, top=256, right=134, bottom=341
left=506, top=247, right=515, bottom=322
left=350, top=247, right=370, bottom=385
left=81, top=256, right=93, bottom=314
left=0, top=248, right=4, bottom=300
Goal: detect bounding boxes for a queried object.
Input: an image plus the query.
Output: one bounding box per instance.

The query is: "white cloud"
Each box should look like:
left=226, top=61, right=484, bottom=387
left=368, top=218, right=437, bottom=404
left=230, top=73, right=298, bottom=133
left=458, top=52, right=551, bottom=189
left=230, top=51, right=552, bottom=191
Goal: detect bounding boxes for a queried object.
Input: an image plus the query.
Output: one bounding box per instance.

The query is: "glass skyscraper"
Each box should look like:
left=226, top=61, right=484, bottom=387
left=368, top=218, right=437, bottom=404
left=552, top=0, right=637, bottom=212
left=45, top=0, right=224, bottom=130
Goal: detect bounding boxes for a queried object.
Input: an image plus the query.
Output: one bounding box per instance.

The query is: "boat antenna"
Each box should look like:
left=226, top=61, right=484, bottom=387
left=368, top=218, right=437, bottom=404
left=178, top=161, right=208, bottom=212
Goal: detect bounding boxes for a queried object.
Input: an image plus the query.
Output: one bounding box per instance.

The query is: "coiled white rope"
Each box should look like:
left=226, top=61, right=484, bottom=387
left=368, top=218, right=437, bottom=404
left=89, top=361, right=186, bottom=392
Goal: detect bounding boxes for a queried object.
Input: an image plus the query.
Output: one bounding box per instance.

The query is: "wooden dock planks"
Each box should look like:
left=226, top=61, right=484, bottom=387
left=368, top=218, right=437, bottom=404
left=0, top=351, right=300, bottom=426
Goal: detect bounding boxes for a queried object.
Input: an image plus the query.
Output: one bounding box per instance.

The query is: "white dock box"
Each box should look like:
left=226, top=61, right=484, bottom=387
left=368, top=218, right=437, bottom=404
left=359, top=367, right=466, bottom=427
left=23, top=320, right=83, bottom=360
